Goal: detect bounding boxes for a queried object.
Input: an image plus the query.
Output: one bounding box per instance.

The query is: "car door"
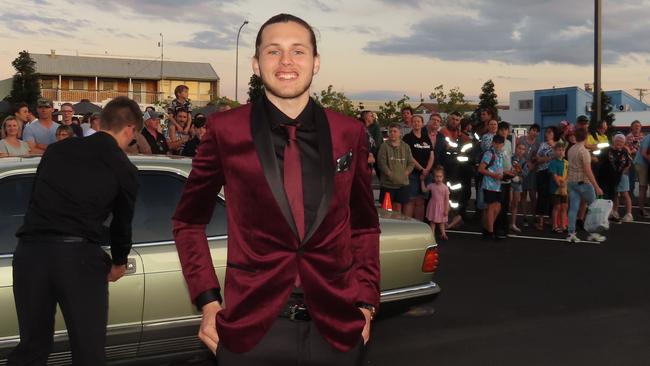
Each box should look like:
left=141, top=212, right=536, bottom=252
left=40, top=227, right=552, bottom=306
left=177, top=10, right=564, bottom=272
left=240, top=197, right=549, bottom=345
left=0, top=170, right=144, bottom=364
left=132, top=168, right=227, bottom=358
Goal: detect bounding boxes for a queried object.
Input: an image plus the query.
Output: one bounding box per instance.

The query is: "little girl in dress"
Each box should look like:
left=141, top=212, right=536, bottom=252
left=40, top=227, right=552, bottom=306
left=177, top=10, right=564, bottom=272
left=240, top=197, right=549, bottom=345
left=421, top=166, right=450, bottom=240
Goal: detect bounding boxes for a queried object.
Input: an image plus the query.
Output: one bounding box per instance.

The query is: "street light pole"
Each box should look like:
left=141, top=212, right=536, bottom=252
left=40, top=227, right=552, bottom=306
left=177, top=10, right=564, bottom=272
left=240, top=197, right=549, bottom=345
left=235, top=20, right=249, bottom=102
left=593, top=0, right=602, bottom=125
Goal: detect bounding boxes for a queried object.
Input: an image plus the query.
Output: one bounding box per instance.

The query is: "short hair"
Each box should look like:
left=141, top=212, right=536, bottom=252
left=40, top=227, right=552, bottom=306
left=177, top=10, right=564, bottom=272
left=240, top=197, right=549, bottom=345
left=1, top=116, right=17, bottom=138
left=576, top=115, right=589, bottom=124
left=401, top=106, right=413, bottom=114
left=412, top=115, right=424, bottom=124
left=101, top=97, right=143, bottom=132
left=433, top=165, right=445, bottom=178
left=529, top=124, right=541, bottom=132
left=360, top=110, right=373, bottom=119
left=56, top=124, right=74, bottom=135
left=90, top=113, right=101, bottom=123
left=388, top=123, right=401, bottom=130
left=429, top=112, right=442, bottom=120
left=174, top=85, right=189, bottom=98
left=492, top=134, right=505, bottom=144
left=554, top=142, right=566, bottom=150
left=460, top=118, right=472, bottom=131
left=60, top=102, right=74, bottom=110
left=481, top=107, right=497, bottom=119
left=497, top=121, right=510, bottom=131
left=631, top=120, right=641, bottom=127
left=449, top=111, right=462, bottom=118
left=13, top=102, right=28, bottom=115
left=174, top=109, right=189, bottom=118
left=575, top=128, right=588, bottom=142
left=255, top=14, right=318, bottom=58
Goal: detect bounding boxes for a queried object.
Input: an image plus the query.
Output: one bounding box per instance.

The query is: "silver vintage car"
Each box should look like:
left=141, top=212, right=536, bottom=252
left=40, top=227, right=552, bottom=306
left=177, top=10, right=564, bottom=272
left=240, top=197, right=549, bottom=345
left=0, top=155, right=439, bottom=365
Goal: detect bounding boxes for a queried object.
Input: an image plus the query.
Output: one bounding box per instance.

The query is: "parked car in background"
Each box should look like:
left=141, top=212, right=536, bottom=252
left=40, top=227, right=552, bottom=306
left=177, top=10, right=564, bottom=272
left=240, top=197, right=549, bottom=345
left=0, top=155, right=439, bottom=365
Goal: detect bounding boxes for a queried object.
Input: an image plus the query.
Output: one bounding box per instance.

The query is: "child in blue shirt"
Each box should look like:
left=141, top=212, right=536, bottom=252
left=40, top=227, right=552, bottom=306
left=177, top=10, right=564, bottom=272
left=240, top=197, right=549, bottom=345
left=478, top=134, right=505, bottom=240
left=548, top=143, right=568, bottom=232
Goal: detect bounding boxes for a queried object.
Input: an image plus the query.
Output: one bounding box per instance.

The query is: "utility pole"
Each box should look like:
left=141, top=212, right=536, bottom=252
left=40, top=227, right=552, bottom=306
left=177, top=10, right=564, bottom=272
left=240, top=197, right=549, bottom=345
left=159, top=33, right=164, bottom=102
left=593, top=0, right=602, bottom=124
left=235, top=20, right=249, bottom=102
left=633, top=88, right=649, bottom=103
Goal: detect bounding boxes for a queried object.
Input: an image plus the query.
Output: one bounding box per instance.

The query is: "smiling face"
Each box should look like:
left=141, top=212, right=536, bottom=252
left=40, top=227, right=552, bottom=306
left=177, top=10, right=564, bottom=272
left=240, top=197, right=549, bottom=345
left=61, top=105, right=74, bottom=123
left=3, top=119, right=19, bottom=138
left=252, top=21, right=320, bottom=103
left=487, top=120, right=498, bottom=134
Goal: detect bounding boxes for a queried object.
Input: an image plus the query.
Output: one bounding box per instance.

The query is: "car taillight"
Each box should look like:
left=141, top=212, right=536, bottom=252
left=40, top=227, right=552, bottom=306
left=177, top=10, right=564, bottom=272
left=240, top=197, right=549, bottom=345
left=422, top=246, right=439, bottom=273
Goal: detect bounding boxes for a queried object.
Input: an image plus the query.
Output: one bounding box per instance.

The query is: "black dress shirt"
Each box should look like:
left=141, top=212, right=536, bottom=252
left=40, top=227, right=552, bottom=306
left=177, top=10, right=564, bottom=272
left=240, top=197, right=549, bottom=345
left=263, top=95, right=322, bottom=233
left=16, top=132, right=139, bottom=265
left=141, top=127, right=170, bottom=155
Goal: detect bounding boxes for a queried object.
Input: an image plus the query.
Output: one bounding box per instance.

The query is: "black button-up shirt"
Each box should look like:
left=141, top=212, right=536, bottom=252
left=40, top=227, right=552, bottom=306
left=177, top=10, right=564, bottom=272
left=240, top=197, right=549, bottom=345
left=141, top=127, right=169, bottom=155
left=263, top=95, right=322, bottom=234
left=17, top=132, right=139, bottom=265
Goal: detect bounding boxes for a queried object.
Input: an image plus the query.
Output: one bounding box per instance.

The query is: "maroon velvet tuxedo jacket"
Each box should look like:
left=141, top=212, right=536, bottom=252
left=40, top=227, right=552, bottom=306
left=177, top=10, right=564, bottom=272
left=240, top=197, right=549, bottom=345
left=172, top=99, right=380, bottom=353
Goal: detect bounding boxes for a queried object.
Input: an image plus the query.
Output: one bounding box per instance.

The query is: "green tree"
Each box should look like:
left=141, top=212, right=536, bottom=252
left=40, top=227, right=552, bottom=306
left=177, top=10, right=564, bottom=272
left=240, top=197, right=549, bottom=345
left=377, top=95, right=411, bottom=127
left=429, top=84, right=470, bottom=114
left=478, top=79, right=498, bottom=111
left=312, top=85, right=359, bottom=117
left=247, top=74, right=264, bottom=103
left=209, top=96, right=241, bottom=108
left=589, top=91, right=616, bottom=133
left=8, top=50, right=41, bottom=106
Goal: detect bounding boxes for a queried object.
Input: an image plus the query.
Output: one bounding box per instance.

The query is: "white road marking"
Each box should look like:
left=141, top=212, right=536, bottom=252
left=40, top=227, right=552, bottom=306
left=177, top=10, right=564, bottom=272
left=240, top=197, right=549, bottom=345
left=446, top=230, right=602, bottom=245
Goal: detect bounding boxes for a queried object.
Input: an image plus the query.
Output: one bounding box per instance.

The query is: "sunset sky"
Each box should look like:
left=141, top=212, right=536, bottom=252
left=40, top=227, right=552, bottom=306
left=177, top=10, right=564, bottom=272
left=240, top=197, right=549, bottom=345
left=1, top=0, right=649, bottom=105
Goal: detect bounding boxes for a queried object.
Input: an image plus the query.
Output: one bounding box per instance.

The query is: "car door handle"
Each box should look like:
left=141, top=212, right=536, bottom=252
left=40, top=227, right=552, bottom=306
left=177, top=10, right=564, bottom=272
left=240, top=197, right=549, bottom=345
left=125, top=257, right=137, bottom=275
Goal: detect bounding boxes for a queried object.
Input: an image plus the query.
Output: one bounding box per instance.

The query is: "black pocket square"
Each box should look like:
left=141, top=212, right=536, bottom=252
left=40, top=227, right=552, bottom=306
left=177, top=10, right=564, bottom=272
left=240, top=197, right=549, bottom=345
left=336, top=151, right=353, bottom=172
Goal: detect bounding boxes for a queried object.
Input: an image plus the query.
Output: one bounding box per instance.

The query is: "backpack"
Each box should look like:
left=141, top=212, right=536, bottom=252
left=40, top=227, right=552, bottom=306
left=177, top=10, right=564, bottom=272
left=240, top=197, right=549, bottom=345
left=476, top=149, right=497, bottom=186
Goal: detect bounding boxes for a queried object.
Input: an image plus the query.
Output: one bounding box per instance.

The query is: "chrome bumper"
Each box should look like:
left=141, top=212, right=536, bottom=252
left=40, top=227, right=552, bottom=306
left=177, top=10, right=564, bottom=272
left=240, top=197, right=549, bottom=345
left=380, top=281, right=440, bottom=303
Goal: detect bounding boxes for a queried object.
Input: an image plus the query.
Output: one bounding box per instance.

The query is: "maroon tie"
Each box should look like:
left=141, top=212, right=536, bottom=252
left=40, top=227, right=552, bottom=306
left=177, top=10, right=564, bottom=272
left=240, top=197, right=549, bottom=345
left=282, top=124, right=305, bottom=240
left=282, top=124, right=304, bottom=290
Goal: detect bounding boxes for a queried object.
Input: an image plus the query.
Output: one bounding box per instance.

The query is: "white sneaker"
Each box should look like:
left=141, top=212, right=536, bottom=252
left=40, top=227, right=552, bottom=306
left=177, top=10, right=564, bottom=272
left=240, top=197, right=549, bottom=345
left=621, top=213, right=634, bottom=223
left=587, top=233, right=606, bottom=242
left=610, top=211, right=620, bottom=220
left=566, top=233, right=581, bottom=243
left=510, top=224, right=522, bottom=233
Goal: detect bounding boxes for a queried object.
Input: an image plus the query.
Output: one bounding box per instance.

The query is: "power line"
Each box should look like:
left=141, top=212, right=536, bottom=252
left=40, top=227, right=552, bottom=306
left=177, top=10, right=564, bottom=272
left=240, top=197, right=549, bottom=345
left=633, top=88, right=649, bottom=103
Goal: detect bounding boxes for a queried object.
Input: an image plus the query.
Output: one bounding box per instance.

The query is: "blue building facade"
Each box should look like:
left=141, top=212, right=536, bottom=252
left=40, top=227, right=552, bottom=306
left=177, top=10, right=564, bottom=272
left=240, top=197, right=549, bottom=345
left=532, top=87, right=649, bottom=130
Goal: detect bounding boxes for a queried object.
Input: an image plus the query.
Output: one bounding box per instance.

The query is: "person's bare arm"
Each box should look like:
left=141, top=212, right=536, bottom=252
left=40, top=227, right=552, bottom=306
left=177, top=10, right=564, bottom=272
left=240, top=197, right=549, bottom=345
left=582, top=152, right=603, bottom=195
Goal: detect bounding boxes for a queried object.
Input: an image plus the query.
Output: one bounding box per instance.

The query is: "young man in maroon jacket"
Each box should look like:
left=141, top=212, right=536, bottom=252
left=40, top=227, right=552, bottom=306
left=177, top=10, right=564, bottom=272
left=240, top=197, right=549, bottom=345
left=172, top=14, right=380, bottom=365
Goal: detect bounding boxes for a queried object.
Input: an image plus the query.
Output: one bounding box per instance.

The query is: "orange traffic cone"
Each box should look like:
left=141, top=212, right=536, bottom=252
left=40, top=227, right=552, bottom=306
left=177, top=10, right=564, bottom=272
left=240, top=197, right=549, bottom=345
left=382, top=192, right=393, bottom=211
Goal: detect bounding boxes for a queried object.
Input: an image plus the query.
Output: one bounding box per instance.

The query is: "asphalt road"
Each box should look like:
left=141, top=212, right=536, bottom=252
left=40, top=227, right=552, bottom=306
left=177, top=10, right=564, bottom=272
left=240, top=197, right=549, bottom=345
left=181, top=210, right=650, bottom=366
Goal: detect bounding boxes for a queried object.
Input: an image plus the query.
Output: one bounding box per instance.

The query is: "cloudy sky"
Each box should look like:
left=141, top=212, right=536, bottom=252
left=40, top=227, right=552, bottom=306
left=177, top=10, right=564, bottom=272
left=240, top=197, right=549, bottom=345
left=1, top=0, right=649, bottom=104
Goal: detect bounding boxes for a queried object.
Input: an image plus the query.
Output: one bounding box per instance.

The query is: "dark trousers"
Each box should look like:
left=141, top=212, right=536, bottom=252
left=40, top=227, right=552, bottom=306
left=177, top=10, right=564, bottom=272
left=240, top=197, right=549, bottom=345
left=216, top=315, right=366, bottom=366
left=495, top=183, right=512, bottom=235
left=8, top=239, right=110, bottom=366
left=535, top=170, right=552, bottom=216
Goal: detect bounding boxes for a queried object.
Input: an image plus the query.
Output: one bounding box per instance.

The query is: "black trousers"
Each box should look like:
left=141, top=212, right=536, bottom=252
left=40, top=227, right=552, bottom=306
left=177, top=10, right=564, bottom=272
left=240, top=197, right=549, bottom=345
left=495, top=183, right=512, bottom=235
left=535, top=170, right=552, bottom=216
left=8, top=239, right=110, bottom=366
left=216, top=315, right=366, bottom=366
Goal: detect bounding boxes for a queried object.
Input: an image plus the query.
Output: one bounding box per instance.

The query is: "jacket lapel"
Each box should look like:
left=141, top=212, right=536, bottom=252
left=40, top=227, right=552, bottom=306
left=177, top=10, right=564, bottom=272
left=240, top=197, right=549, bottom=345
left=250, top=99, right=300, bottom=239
left=302, top=105, right=334, bottom=245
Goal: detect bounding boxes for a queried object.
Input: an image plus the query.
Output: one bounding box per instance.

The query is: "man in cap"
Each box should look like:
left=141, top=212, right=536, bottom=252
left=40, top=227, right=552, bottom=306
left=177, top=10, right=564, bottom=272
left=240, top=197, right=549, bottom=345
left=22, top=99, right=59, bottom=154
left=140, top=110, right=169, bottom=155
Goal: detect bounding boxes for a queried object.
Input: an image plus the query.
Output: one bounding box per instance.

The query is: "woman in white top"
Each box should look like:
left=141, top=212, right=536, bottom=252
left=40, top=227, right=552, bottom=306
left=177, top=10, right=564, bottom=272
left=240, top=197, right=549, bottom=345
left=0, top=116, right=31, bottom=157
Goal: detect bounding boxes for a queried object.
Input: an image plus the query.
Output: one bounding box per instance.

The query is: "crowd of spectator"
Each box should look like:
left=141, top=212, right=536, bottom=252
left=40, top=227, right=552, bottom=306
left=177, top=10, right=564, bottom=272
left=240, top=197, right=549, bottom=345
left=0, top=84, right=229, bottom=159
left=366, top=106, right=650, bottom=243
